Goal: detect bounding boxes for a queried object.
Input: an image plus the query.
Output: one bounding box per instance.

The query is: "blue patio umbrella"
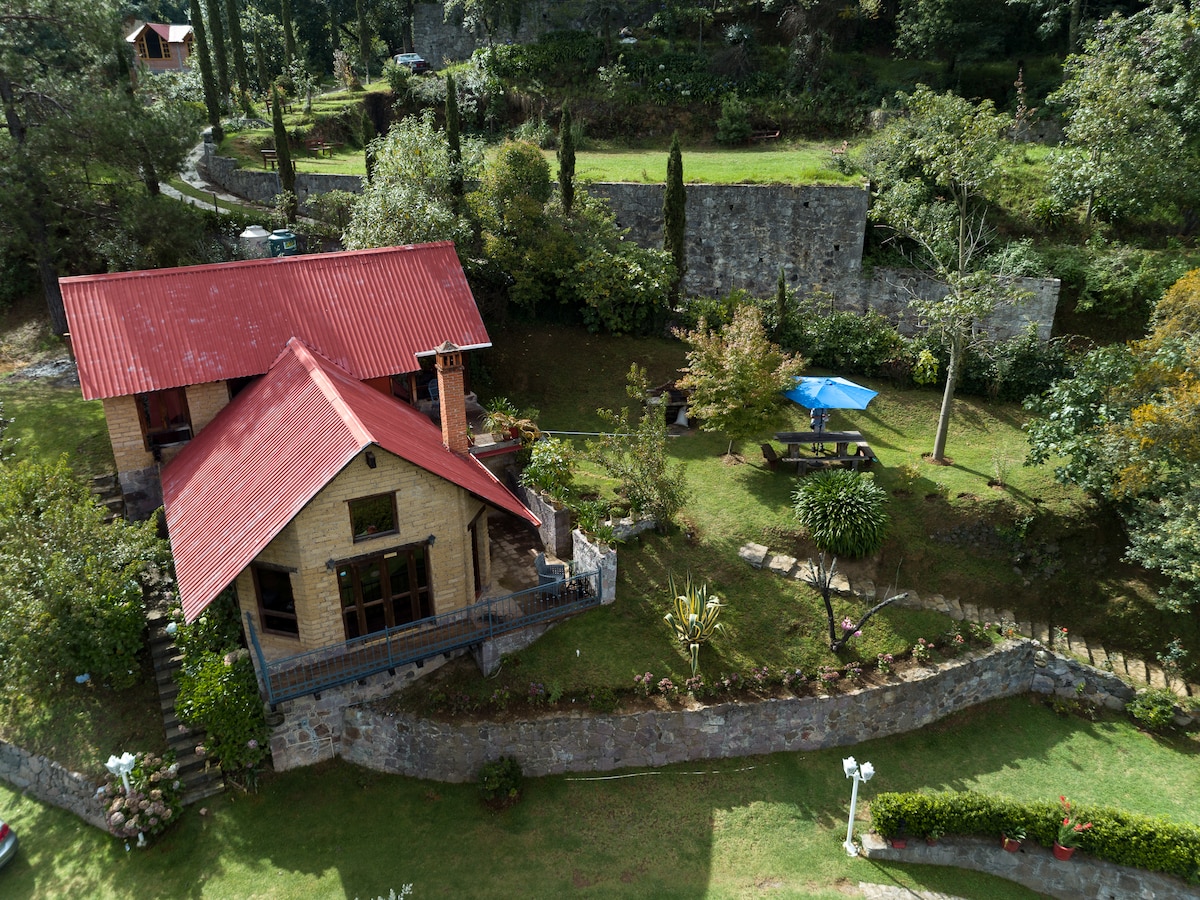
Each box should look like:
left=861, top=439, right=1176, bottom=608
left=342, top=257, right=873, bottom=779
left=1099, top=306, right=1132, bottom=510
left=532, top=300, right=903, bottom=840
left=785, top=376, right=878, bottom=411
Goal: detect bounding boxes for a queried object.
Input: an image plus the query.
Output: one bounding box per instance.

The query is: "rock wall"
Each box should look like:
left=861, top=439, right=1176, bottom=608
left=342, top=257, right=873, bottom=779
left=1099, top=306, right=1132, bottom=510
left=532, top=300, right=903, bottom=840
left=516, top=486, right=572, bottom=560
left=412, top=1, right=562, bottom=69
left=198, top=152, right=1060, bottom=340
left=338, top=640, right=1037, bottom=782
left=862, top=833, right=1197, bottom=900
left=0, top=740, right=107, bottom=830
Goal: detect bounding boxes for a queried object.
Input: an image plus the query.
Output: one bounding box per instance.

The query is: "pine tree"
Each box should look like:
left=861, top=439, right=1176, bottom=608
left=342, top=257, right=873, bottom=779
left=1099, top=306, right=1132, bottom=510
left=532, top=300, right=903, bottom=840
left=281, top=0, right=297, bottom=66
left=663, top=132, right=686, bottom=300
left=203, top=0, right=230, bottom=102
left=558, top=103, right=575, bottom=216
left=224, top=0, right=253, bottom=114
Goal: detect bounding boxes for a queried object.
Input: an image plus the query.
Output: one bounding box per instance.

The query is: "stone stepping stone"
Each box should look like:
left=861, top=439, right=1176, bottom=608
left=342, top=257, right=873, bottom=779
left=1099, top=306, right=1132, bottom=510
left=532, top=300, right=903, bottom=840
left=946, top=597, right=965, bottom=619
left=794, top=560, right=819, bottom=584
left=891, top=588, right=921, bottom=608
left=978, top=606, right=997, bottom=623
left=765, top=553, right=797, bottom=576
left=739, top=543, right=769, bottom=568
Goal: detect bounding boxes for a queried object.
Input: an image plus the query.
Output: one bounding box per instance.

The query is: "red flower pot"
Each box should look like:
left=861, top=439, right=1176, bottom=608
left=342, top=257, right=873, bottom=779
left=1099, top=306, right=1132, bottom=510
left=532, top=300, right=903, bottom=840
left=889, top=838, right=907, bottom=849
left=1052, top=842, right=1076, bottom=860
left=1002, top=836, right=1021, bottom=853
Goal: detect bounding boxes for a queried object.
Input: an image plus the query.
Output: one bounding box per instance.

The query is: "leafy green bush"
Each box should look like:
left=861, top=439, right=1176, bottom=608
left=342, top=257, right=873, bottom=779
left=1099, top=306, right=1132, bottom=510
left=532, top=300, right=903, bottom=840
left=175, top=649, right=270, bottom=781
left=519, top=437, right=575, bottom=501
left=478, top=756, right=523, bottom=806
left=0, top=457, right=170, bottom=689
left=775, top=297, right=907, bottom=378
left=792, top=470, right=889, bottom=559
left=1126, top=688, right=1179, bottom=732
left=715, top=93, right=752, bottom=145
left=102, top=751, right=183, bottom=843
left=872, top=791, right=1200, bottom=882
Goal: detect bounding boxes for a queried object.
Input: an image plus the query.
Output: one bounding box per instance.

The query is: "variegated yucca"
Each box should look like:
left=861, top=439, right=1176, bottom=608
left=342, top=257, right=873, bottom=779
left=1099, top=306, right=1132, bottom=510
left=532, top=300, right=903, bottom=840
left=664, top=575, right=726, bottom=677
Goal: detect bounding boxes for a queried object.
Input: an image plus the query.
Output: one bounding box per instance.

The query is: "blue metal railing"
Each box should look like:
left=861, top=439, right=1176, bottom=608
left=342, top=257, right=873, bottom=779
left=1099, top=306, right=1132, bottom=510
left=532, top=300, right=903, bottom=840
left=247, top=569, right=601, bottom=707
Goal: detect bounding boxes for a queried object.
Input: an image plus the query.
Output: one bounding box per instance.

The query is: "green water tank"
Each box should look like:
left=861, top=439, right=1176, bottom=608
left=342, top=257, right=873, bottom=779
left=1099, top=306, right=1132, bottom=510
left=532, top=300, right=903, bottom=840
left=268, top=229, right=298, bottom=257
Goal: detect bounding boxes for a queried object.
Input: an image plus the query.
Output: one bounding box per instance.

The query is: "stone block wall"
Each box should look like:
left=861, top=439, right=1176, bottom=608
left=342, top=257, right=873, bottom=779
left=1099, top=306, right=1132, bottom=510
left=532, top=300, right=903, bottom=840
left=517, top=486, right=572, bottom=559
left=199, top=155, right=1061, bottom=341
left=0, top=740, right=106, bottom=830
left=337, top=640, right=1037, bottom=782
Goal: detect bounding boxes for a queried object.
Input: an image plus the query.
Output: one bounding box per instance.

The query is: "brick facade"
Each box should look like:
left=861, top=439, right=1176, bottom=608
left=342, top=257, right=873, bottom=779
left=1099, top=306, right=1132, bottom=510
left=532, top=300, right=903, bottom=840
left=237, top=446, right=490, bottom=661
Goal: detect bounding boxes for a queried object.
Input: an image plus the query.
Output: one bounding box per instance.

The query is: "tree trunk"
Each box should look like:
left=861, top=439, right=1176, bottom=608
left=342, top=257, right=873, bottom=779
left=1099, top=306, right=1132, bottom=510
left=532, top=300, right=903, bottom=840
left=931, top=332, right=962, bottom=462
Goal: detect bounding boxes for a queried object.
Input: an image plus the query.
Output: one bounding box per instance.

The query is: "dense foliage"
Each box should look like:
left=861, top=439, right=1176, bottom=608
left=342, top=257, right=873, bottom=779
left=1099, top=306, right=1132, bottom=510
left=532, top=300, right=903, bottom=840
left=0, top=458, right=169, bottom=689
left=871, top=790, right=1200, bottom=882
left=101, top=751, right=183, bottom=843
left=792, top=470, right=889, bottom=560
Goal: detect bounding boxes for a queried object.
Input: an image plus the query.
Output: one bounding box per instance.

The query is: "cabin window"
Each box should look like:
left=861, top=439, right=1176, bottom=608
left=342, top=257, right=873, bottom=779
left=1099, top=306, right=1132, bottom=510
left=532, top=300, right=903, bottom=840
left=252, top=564, right=299, bottom=636
left=349, top=493, right=397, bottom=541
left=337, top=544, right=432, bottom=639
left=137, top=387, right=193, bottom=450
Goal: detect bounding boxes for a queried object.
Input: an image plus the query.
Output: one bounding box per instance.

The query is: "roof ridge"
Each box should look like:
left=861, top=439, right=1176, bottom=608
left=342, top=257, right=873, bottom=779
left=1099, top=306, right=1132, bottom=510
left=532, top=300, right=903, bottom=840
left=285, top=339, right=374, bottom=448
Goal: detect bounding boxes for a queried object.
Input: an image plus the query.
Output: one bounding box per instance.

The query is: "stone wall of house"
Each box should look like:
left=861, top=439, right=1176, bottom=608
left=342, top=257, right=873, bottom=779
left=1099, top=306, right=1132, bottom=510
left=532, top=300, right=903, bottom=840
left=0, top=740, right=107, bottom=830
left=337, top=640, right=1038, bottom=782
left=517, top=486, right=572, bottom=559
left=199, top=154, right=1061, bottom=339
left=861, top=834, right=1197, bottom=900
left=267, top=649, right=465, bottom=771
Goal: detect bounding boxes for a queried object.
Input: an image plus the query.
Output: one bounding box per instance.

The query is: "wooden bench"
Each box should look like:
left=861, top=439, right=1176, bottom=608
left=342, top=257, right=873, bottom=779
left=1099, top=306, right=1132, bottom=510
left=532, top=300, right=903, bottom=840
left=750, top=129, right=781, bottom=143
left=761, top=443, right=780, bottom=471
left=305, top=138, right=337, bottom=157
left=260, top=148, right=278, bottom=169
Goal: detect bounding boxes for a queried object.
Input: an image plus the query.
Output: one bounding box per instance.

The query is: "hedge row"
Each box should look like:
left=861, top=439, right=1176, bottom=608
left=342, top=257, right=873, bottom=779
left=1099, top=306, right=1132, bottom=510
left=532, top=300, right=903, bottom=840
left=871, top=791, right=1200, bottom=883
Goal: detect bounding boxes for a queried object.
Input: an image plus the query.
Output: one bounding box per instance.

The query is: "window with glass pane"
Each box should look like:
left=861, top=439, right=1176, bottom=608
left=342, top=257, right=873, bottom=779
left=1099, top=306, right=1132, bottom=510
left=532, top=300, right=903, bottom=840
left=253, top=564, right=298, bottom=636
left=349, top=493, right=397, bottom=541
left=336, top=544, right=432, bottom=640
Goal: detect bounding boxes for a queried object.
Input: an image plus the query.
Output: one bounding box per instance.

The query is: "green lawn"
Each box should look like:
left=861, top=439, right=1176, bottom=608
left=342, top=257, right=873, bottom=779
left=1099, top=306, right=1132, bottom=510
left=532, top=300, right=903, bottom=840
left=0, top=379, right=113, bottom=479
left=2, top=696, right=1195, bottom=899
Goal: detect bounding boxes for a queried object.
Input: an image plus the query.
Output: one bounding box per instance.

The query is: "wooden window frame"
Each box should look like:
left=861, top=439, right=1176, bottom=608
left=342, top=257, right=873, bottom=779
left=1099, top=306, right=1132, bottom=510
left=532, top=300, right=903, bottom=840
left=348, top=492, right=398, bottom=543
left=136, top=386, right=193, bottom=451
left=252, top=562, right=299, bottom=637
left=336, top=542, right=433, bottom=640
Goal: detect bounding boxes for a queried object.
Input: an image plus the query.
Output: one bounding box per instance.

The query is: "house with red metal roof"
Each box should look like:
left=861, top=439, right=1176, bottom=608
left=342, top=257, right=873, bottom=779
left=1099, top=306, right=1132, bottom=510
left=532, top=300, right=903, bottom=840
left=125, top=23, right=194, bottom=73
left=60, top=244, right=561, bottom=682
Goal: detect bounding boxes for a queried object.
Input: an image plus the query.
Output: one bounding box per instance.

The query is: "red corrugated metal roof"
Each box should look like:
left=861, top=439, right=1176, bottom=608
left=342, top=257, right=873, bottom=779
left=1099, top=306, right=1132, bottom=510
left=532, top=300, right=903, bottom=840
left=61, top=243, right=490, bottom=401
left=164, top=339, right=539, bottom=623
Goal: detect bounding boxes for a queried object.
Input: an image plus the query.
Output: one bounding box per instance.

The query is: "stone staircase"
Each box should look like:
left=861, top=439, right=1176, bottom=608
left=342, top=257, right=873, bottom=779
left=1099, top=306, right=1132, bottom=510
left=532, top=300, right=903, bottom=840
left=90, top=473, right=125, bottom=522
left=146, top=606, right=224, bottom=805
left=739, top=542, right=1200, bottom=699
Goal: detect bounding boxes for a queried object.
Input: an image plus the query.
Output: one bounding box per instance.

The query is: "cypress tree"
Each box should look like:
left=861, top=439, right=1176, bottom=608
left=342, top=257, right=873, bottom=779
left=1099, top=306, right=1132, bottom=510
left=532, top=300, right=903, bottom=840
left=356, top=0, right=372, bottom=84
left=203, top=0, right=230, bottom=102
left=190, top=0, right=224, bottom=143
left=225, top=0, right=253, bottom=114
left=663, top=132, right=686, bottom=300
left=446, top=73, right=463, bottom=204
left=362, top=107, right=376, bottom=183
left=558, top=104, right=575, bottom=217
left=272, top=85, right=297, bottom=221
left=281, top=0, right=297, bottom=67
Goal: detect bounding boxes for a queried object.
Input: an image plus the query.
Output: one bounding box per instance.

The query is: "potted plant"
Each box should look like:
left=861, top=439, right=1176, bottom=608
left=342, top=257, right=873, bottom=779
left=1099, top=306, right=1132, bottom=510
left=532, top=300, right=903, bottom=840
left=483, top=397, right=519, bottom=441
left=1001, top=825, right=1025, bottom=852
left=925, top=826, right=944, bottom=846
left=1053, top=796, right=1092, bottom=860
left=888, top=819, right=908, bottom=849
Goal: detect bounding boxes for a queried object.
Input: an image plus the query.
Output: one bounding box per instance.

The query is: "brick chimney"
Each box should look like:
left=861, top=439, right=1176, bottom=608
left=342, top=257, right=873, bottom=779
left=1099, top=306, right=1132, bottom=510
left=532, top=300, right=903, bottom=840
left=435, top=341, right=470, bottom=456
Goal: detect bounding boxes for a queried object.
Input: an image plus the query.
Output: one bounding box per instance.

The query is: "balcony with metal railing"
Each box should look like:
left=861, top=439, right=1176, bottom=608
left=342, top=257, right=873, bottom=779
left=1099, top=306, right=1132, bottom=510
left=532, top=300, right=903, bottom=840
left=247, top=569, right=602, bottom=707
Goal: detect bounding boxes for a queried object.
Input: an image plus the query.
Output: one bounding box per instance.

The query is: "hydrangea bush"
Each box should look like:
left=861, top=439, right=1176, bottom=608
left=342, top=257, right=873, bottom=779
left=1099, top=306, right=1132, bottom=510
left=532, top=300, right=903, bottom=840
left=101, top=751, right=183, bottom=842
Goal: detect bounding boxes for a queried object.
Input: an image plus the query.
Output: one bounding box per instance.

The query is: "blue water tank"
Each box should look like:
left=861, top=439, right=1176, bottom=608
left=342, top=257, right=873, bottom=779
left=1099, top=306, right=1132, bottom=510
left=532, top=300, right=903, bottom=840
left=267, top=229, right=298, bottom=257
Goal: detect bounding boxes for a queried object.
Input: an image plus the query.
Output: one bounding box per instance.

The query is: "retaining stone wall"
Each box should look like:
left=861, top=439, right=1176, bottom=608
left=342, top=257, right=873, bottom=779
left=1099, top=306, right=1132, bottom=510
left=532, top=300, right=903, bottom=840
left=516, top=486, right=572, bottom=559
left=861, top=833, right=1196, bottom=900
left=199, top=151, right=1060, bottom=340
left=337, top=640, right=1036, bottom=782
left=0, top=740, right=106, bottom=830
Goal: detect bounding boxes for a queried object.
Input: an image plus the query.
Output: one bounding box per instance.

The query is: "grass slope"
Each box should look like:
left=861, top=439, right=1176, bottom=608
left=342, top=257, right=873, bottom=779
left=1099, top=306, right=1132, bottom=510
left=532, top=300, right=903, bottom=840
left=1, top=697, right=1195, bottom=899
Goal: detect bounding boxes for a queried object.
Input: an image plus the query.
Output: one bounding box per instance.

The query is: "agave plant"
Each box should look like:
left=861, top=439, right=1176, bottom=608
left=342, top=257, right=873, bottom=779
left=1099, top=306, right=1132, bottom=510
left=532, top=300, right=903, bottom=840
left=664, top=575, right=726, bottom=677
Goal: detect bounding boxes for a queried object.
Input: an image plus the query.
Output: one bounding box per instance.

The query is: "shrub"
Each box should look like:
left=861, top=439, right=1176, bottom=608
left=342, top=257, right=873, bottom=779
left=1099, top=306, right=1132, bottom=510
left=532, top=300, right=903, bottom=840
left=871, top=791, right=1200, bottom=883
left=478, top=756, right=523, bottom=807
left=792, top=470, right=889, bottom=559
left=519, top=436, right=575, bottom=502
left=101, top=751, right=183, bottom=843
left=175, top=649, right=270, bottom=785
left=715, top=93, right=752, bottom=145
left=777, top=297, right=908, bottom=378
left=1126, top=688, right=1179, bottom=732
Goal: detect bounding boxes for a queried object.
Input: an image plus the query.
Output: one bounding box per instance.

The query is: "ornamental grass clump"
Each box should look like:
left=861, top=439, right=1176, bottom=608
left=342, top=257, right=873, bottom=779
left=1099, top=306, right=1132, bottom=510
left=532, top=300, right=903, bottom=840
left=663, top=575, right=726, bottom=677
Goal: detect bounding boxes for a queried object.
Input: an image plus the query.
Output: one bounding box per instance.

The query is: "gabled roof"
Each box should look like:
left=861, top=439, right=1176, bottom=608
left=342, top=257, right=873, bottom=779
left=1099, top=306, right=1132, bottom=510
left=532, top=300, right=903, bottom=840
left=61, top=243, right=489, bottom=401
left=125, top=23, right=193, bottom=45
left=164, top=339, right=539, bottom=622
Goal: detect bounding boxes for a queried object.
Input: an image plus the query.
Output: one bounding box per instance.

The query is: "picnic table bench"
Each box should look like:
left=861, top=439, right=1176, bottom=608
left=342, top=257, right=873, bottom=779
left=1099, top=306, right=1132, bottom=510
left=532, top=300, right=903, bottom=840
left=304, top=138, right=342, bottom=157
left=260, top=148, right=278, bottom=169
left=771, top=430, right=878, bottom=475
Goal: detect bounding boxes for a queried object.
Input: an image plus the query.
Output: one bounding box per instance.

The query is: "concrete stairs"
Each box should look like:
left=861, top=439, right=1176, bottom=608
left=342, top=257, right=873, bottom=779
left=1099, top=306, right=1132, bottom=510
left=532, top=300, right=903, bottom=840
left=90, top=473, right=125, bottom=522
left=146, top=607, right=224, bottom=805
left=739, top=542, right=1200, bottom=700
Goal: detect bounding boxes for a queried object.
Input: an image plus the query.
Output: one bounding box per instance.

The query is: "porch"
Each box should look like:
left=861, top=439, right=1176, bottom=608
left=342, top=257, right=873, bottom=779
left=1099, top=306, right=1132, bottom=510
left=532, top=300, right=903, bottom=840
left=248, top=568, right=601, bottom=707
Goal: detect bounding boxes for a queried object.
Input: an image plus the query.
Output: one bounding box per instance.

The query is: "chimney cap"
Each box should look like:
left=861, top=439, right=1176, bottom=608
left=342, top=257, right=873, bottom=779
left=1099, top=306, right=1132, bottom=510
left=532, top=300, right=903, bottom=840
left=435, top=340, right=461, bottom=354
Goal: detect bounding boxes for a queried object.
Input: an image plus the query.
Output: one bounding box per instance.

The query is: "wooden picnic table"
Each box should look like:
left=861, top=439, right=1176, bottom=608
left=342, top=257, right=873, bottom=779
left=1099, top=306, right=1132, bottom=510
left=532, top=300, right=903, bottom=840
left=772, top=431, right=877, bottom=474
left=260, top=148, right=278, bottom=169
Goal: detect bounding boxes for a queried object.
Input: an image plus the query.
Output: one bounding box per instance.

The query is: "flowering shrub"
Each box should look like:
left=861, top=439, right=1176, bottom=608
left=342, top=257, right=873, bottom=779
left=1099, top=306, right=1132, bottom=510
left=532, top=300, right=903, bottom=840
left=750, top=666, right=771, bottom=689
left=175, top=648, right=270, bottom=786
left=844, top=663, right=864, bottom=682
left=656, top=677, right=679, bottom=701
left=782, top=668, right=806, bottom=691
left=490, top=686, right=512, bottom=711
left=912, top=638, right=933, bottom=665
left=527, top=682, right=547, bottom=706
left=102, top=752, right=183, bottom=843
left=840, top=617, right=863, bottom=640
left=684, top=675, right=705, bottom=696
left=1056, top=796, right=1093, bottom=848
left=818, top=665, right=841, bottom=684
left=632, top=671, right=654, bottom=698
left=876, top=653, right=895, bottom=675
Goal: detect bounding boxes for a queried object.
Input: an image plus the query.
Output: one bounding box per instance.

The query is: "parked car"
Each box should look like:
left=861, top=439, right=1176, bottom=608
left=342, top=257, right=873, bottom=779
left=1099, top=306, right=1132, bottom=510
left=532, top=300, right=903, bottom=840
left=393, top=53, right=430, bottom=74
left=0, top=817, right=17, bottom=870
